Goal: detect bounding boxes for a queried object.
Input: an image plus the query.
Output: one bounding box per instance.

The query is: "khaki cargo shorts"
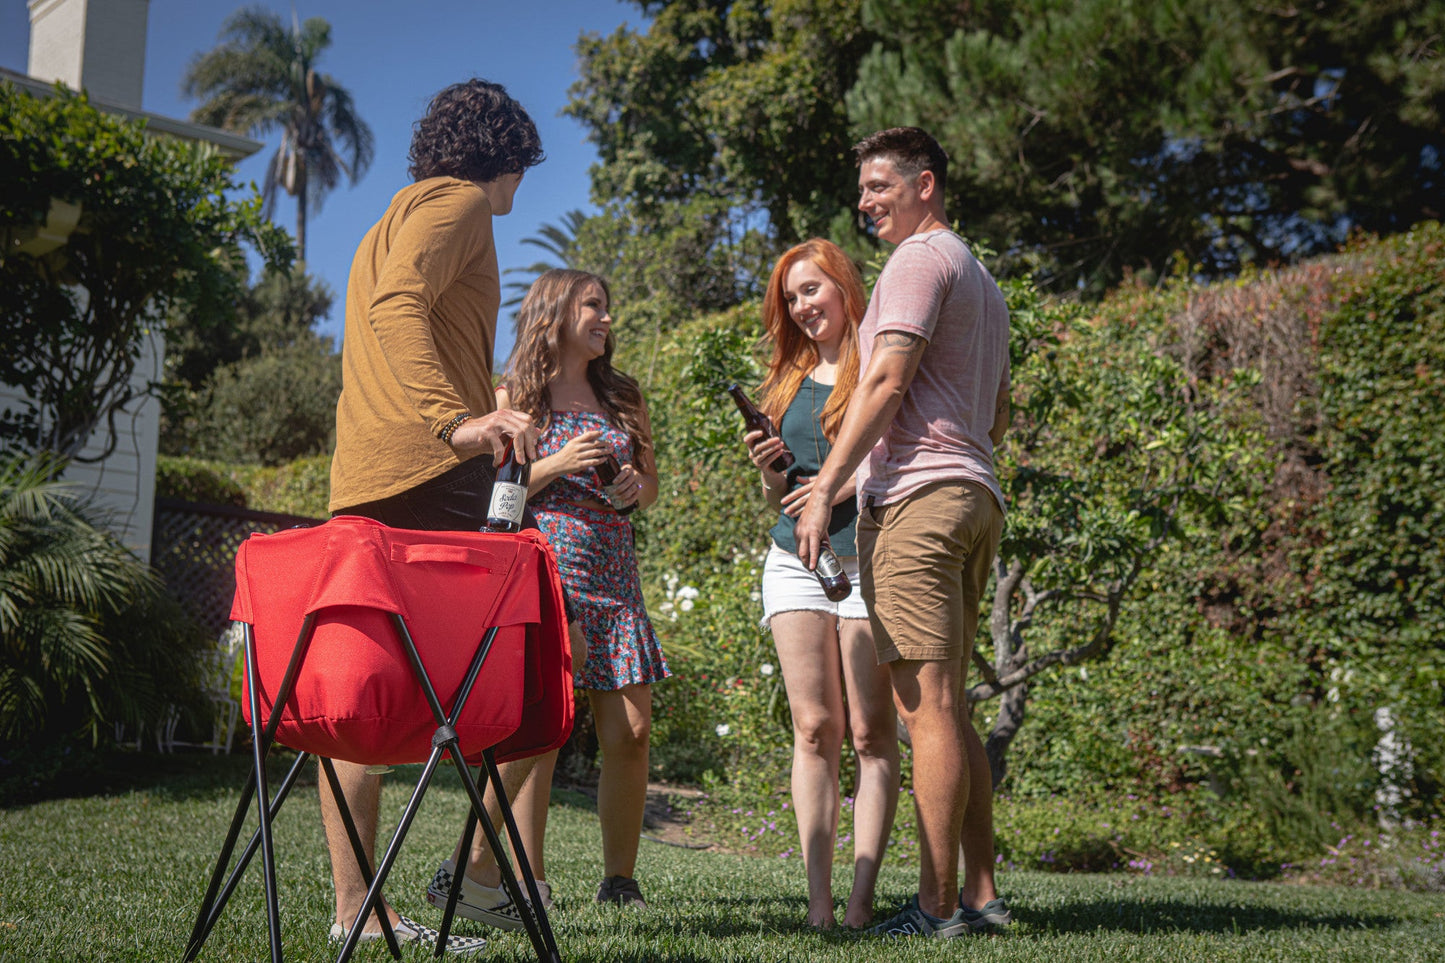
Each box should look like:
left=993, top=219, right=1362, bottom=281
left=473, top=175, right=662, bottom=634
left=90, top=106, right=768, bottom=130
left=858, top=479, right=1003, bottom=663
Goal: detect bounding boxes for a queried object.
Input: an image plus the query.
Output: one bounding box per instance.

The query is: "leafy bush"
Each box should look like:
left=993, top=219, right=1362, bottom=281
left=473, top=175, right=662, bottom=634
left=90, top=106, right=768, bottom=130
left=154, top=456, right=246, bottom=506
left=0, top=81, right=290, bottom=461
left=0, top=454, right=207, bottom=752
left=155, top=453, right=331, bottom=518
left=997, top=227, right=1443, bottom=832
left=178, top=337, right=342, bottom=466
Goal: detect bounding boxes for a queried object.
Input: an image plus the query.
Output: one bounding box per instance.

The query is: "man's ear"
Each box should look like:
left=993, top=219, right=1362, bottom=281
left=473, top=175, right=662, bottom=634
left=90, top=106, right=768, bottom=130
left=915, top=168, right=939, bottom=202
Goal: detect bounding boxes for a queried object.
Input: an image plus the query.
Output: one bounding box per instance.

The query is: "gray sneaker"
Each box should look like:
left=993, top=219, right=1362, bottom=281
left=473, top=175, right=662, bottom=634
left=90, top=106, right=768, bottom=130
left=596, top=875, right=647, bottom=909
left=961, top=895, right=1013, bottom=932
left=869, top=895, right=971, bottom=939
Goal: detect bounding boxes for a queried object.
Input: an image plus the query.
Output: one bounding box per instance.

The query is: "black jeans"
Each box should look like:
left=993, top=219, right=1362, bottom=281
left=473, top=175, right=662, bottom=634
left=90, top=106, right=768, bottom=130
left=335, top=456, right=567, bottom=617
left=335, top=455, right=538, bottom=532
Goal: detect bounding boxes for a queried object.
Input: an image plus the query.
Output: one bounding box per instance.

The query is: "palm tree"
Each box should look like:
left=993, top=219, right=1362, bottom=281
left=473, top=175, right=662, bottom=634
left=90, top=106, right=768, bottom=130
left=502, top=209, right=593, bottom=307
left=0, top=453, right=156, bottom=744
left=182, top=7, right=374, bottom=261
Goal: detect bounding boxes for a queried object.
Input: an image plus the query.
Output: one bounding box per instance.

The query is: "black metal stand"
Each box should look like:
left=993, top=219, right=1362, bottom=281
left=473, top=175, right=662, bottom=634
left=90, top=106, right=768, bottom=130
left=184, top=611, right=560, bottom=963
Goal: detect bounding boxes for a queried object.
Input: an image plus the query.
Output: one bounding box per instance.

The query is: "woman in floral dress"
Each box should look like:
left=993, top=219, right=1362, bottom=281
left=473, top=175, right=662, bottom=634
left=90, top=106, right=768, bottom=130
left=497, top=268, right=667, bottom=909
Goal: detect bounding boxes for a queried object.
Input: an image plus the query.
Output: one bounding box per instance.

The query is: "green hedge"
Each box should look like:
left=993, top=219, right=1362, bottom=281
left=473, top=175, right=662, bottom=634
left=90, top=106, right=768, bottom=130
left=622, top=226, right=1445, bottom=875
left=156, top=454, right=331, bottom=518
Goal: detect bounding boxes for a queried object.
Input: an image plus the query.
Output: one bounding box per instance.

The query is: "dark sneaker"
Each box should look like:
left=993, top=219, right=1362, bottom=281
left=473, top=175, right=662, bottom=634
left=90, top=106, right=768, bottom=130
left=961, top=895, right=1013, bottom=932
left=596, top=875, right=647, bottom=909
left=869, top=894, right=971, bottom=939
left=327, top=913, right=487, bottom=955
left=425, top=859, right=552, bottom=932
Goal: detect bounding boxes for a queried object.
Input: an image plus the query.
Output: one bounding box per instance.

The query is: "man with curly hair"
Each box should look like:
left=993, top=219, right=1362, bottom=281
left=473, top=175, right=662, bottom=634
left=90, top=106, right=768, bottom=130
left=323, top=78, right=545, bottom=952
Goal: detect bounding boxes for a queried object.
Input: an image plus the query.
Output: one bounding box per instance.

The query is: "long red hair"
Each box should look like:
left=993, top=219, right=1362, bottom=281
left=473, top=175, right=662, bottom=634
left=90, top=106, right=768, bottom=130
left=757, top=239, right=865, bottom=441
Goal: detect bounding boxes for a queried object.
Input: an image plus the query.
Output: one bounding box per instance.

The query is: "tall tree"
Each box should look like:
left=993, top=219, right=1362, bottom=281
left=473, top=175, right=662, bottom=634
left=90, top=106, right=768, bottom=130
left=159, top=266, right=337, bottom=462
left=567, top=1, right=1443, bottom=296
left=182, top=7, right=374, bottom=260
left=849, top=0, right=1445, bottom=294
left=566, top=0, right=875, bottom=314
left=0, top=83, right=290, bottom=463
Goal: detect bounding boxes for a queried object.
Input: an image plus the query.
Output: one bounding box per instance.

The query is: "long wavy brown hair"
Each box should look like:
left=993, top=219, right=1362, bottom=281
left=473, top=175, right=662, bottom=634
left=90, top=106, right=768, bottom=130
left=501, top=269, right=652, bottom=471
left=757, top=239, right=865, bottom=441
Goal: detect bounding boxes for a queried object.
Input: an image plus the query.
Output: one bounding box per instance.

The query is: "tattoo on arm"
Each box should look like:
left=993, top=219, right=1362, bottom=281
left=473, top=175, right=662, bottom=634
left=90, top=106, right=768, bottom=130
left=875, top=330, right=927, bottom=362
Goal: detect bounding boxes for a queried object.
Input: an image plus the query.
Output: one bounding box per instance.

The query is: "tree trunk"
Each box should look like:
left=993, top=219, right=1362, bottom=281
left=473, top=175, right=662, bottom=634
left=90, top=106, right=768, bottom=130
left=985, top=679, right=1028, bottom=790
left=295, top=162, right=307, bottom=263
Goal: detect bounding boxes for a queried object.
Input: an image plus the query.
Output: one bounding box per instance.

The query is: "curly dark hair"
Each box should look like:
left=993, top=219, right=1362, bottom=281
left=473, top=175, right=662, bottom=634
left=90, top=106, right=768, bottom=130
left=408, top=79, right=544, bottom=182
left=854, top=126, right=948, bottom=194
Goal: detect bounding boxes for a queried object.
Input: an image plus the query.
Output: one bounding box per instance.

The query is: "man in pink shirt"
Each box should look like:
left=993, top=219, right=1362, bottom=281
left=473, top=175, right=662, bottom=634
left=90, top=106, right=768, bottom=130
left=795, top=127, right=1012, bottom=939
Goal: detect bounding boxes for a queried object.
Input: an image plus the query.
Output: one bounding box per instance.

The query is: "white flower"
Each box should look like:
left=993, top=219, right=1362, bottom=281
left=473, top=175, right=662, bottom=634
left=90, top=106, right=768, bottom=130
left=679, top=598, right=695, bottom=612
left=749, top=590, right=761, bottom=602
left=716, top=724, right=731, bottom=737
left=678, top=585, right=700, bottom=600
left=760, top=663, right=775, bottom=677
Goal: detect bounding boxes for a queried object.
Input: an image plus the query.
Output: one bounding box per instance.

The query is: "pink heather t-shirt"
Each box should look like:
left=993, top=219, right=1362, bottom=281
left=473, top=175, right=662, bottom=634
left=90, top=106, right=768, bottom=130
left=857, top=230, right=1010, bottom=513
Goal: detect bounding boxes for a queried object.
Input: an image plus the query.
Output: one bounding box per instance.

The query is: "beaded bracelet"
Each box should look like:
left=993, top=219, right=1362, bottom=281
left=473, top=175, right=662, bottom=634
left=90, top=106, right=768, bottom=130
left=438, top=412, right=471, bottom=445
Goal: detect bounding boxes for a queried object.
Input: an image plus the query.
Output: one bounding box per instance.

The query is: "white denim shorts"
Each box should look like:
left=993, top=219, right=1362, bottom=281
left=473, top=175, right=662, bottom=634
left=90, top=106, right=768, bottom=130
left=760, top=542, right=868, bottom=625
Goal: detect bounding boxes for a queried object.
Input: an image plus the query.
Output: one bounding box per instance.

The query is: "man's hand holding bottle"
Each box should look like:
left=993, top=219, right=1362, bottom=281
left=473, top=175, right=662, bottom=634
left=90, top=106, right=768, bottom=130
left=448, top=409, right=538, bottom=465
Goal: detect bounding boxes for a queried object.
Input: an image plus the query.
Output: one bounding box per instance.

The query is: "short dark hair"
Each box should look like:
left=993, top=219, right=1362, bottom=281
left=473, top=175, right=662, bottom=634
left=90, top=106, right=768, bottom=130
left=408, top=79, right=544, bottom=183
left=853, top=127, right=948, bottom=194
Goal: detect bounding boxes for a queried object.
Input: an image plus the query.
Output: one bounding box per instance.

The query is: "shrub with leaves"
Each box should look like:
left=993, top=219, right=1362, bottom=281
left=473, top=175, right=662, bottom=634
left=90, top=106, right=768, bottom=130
left=0, top=82, right=291, bottom=462
left=0, top=454, right=206, bottom=750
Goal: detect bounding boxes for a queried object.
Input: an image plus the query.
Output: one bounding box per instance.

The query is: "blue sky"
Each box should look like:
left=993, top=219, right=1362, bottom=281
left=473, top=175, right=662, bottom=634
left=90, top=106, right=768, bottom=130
left=2, top=0, right=642, bottom=363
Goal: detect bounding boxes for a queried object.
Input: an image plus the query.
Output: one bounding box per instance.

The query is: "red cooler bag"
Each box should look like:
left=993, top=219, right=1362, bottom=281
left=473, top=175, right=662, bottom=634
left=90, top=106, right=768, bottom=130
left=232, top=516, right=572, bottom=766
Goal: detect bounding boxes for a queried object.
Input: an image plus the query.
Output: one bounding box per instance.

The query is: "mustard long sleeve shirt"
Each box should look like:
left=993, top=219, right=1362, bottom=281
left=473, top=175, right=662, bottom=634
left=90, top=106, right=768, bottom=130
left=329, top=177, right=502, bottom=512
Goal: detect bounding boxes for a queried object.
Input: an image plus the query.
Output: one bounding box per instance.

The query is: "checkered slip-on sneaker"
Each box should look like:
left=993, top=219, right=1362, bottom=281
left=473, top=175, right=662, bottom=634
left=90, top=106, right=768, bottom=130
left=426, top=859, right=552, bottom=932
left=327, top=913, right=487, bottom=955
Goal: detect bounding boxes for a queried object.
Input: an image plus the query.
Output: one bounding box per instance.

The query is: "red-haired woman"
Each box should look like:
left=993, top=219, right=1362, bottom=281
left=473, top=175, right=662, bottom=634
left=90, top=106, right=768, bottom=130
left=744, top=239, right=899, bottom=928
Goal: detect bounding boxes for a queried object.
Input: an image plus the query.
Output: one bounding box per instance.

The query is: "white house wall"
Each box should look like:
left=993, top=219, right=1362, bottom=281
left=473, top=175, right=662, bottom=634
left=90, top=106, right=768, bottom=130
left=1, top=329, right=162, bottom=564
left=28, top=0, right=150, bottom=112
left=59, top=326, right=163, bottom=563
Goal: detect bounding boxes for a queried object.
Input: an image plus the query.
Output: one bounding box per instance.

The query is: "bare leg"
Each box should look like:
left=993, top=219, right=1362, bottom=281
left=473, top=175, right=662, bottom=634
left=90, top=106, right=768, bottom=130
left=959, top=720, right=999, bottom=909
left=456, top=753, right=546, bottom=887
left=836, top=617, right=899, bottom=927
left=770, top=610, right=847, bottom=928
left=890, top=658, right=967, bottom=920
left=588, top=684, right=651, bottom=879
left=320, top=760, right=400, bottom=932
left=456, top=621, right=579, bottom=885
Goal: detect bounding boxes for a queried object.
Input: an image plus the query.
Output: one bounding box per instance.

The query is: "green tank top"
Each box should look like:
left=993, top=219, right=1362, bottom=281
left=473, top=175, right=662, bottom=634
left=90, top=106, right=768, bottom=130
left=768, top=378, right=858, bottom=556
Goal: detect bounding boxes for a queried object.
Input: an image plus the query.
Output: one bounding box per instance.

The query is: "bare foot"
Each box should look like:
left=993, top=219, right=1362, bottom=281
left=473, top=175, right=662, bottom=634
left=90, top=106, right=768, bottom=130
left=841, top=892, right=875, bottom=929
left=807, top=901, right=837, bottom=930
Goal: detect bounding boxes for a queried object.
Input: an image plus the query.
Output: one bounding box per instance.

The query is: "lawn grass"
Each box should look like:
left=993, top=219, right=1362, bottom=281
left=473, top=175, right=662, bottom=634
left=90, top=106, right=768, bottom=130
left=1, top=753, right=1442, bottom=961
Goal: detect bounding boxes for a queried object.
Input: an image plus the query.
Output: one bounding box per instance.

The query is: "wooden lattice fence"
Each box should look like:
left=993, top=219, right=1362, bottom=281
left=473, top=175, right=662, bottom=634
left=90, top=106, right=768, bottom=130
left=151, top=498, right=322, bottom=637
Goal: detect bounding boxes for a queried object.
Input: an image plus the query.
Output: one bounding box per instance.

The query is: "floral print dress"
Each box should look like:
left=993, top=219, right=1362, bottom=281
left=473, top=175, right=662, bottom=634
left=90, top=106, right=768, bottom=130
left=532, top=411, right=669, bottom=691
